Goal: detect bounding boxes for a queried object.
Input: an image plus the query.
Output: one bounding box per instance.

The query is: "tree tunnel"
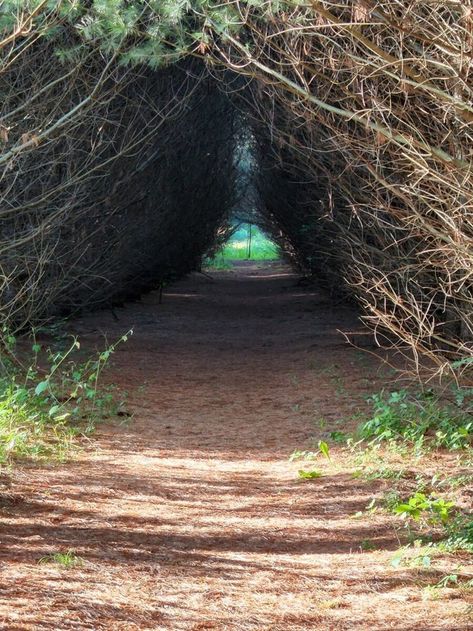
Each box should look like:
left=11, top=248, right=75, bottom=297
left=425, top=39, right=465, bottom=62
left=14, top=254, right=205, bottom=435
left=1, top=5, right=472, bottom=378
left=0, top=55, right=337, bottom=323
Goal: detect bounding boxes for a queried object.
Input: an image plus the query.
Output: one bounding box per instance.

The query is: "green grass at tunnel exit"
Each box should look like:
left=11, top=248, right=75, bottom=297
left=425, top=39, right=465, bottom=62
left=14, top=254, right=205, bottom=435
left=207, top=225, right=280, bottom=268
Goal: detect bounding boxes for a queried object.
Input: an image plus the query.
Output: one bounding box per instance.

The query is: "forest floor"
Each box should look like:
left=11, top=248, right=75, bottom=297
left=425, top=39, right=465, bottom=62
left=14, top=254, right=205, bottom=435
left=0, top=262, right=472, bottom=630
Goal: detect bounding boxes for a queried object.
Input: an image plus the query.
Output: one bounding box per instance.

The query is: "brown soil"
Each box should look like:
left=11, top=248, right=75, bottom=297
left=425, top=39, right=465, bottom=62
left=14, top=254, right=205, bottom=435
left=0, top=262, right=472, bottom=630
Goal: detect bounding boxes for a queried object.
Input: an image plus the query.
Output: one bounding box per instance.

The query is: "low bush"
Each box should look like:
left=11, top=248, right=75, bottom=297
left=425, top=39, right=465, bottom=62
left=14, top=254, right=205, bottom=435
left=0, top=331, right=131, bottom=465
left=358, top=390, right=473, bottom=451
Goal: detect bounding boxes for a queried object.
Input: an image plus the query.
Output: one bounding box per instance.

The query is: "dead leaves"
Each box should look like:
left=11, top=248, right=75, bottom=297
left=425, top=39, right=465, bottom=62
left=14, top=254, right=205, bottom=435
left=20, top=131, right=41, bottom=147
left=0, top=127, right=41, bottom=148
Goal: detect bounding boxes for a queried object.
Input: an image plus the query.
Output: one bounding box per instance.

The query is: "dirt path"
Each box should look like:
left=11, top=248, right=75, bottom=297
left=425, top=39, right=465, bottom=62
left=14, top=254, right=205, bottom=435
left=0, top=263, right=471, bottom=630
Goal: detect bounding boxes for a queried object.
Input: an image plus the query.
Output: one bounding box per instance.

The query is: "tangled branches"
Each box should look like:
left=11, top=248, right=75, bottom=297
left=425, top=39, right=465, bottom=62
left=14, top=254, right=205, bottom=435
left=0, top=10, right=236, bottom=333
left=203, top=1, right=473, bottom=378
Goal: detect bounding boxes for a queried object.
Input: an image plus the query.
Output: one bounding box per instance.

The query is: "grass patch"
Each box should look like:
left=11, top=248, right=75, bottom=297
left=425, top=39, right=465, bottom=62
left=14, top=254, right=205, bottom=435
left=38, top=550, right=83, bottom=568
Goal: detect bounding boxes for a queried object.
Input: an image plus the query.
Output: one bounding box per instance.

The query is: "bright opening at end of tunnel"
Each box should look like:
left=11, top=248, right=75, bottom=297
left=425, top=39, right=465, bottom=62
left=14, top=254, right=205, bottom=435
left=205, top=223, right=281, bottom=270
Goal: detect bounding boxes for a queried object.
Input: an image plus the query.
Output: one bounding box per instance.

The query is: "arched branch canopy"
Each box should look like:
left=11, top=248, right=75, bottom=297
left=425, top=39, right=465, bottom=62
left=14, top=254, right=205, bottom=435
left=1, top=1, right=472, bottom=377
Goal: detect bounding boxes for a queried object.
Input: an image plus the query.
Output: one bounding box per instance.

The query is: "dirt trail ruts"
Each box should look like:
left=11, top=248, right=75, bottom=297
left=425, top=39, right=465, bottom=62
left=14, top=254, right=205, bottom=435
left=0, top=263, right=469, bottom=630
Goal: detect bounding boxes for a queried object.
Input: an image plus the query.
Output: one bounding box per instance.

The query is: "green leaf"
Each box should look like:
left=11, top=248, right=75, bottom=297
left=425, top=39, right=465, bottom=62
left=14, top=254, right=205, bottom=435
left=298, top=469, right=322, bottom=479
left=318, top=440, right=330, bottom=459
left=35, top=380, right=49, bottom=396
left=394, top=503, right=412, bottom=513
left=54, top=413, right=70, bottom=422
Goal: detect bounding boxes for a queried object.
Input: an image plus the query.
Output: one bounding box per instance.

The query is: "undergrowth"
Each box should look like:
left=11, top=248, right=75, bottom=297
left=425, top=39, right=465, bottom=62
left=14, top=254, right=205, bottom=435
left=358, top=389, right=473, bottom=451
left=354, top=389, right=473, bottom=555
left=0, top=329, right=131, bottom=466
left=290, top=384, right=473, bottom=583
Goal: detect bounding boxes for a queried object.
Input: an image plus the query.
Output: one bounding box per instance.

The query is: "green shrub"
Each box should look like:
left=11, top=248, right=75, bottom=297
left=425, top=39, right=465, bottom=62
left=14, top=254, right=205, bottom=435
left=0, top=330, right=131, bottom=464
left=359, top=390, right=472, bottom=450
left=392, top=492, right=455, bottom=524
